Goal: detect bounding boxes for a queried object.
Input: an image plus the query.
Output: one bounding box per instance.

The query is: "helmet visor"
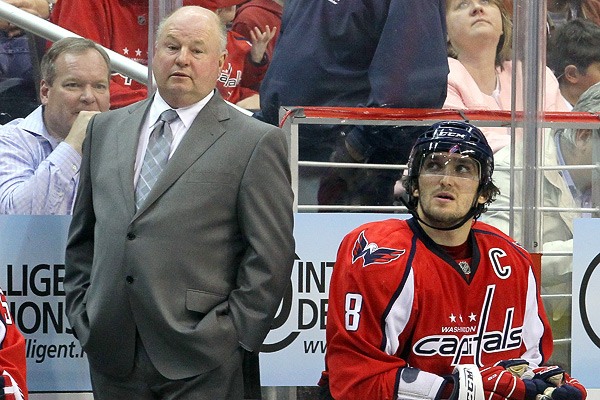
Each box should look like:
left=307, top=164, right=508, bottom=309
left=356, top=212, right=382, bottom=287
left=419, top=153, right=481, bottom=182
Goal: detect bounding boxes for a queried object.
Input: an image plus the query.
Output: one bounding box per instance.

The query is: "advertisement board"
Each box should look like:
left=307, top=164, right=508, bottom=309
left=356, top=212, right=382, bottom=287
left=0, top=216, right=90, bottom=392
left=572, top=218, right=600, bottom=388
left=0, top=213, right=402, bottom=391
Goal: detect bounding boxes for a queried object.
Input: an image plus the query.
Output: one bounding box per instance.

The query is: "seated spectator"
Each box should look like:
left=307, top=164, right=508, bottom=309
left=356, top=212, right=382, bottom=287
left=547, top=18, right=600, bottom=108
left=0, top=286, right=27, bottom=400
left=0, top=37, right=110, bottom=215
left=482, top=81, right=600, bottom=370
left=232, top=0, right=282, bottom=61
left=259, top=0, right=448, bottom=206
left=443, top=0, right=569, bottom=153
left=49, top=0, right=207, bottom=109
left=215, top=0, right=274, bottom=109
left=0, top=0, right=56, bottom=121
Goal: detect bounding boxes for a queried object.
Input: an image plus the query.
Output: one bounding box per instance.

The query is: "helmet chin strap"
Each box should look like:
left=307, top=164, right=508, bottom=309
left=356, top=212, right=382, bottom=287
left=399, top=194, right=479, bottom=232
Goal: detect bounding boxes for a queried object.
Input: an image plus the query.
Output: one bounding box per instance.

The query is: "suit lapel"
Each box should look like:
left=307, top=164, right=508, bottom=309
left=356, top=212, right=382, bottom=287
left=117, top=99, right=151, bottom=218
left=134, top=93, right=230, bottom=218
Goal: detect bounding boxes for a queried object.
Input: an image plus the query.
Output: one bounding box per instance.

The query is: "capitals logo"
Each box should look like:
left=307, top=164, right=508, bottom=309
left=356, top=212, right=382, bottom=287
left=352, top=231, right=405, bottom=267
left=412, top=285, right=524, bottom=366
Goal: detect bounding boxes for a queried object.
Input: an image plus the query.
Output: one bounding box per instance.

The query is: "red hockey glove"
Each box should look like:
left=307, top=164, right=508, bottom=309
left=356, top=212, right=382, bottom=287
left=533, top=366, right=587, bottom=400
left=480, top=360, right=548, bottom=400
left=481, top=365, right=528, bottom=400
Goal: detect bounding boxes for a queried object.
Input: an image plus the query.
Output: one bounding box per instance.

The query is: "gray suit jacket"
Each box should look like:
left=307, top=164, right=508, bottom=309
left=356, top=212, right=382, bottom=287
left=64, top=92, right=295, bottom=380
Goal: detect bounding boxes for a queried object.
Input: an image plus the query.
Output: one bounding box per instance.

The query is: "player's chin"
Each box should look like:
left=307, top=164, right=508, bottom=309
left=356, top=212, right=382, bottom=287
left=424, top=210, right=464, bottom=227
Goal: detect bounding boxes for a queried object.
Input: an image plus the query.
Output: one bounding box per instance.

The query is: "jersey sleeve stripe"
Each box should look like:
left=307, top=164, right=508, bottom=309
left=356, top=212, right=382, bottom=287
left=520, top=267, right=548, bottom=367
left=380, top=234, right=418, bottom=355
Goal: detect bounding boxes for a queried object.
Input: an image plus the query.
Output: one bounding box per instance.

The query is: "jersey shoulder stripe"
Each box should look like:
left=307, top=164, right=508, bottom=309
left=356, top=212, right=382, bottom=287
left=472, top=221, right=531, bottom=262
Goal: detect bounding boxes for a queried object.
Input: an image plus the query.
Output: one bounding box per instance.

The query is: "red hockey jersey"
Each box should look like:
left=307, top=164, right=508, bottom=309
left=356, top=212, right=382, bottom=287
left=0, top=288, right=27, bottom=400
left=50, top=0, right=149, bottom=109
left=323, top=218, right=553, bottom=400
left=216, top=31, right=268, bottom=104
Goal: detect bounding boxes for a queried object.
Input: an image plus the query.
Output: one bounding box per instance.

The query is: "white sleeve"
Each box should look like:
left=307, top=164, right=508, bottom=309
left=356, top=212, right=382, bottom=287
left=397, top=367, right=448, bottom=400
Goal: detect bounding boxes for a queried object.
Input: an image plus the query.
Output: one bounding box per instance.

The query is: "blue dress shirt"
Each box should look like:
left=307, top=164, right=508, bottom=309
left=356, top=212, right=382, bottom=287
left=0, top=106, right=81, bottom=214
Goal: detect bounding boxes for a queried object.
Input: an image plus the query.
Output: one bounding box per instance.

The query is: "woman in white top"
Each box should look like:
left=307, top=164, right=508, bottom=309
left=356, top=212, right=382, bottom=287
left=443, top=0, right=568, bottom=152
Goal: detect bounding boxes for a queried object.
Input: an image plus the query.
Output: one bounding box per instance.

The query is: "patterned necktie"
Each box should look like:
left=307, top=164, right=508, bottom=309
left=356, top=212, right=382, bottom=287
left=135, top=109, right=178, bottom=209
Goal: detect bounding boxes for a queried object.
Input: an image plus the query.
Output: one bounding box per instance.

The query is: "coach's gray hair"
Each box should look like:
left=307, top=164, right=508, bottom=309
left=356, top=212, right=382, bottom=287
left=41, top=37, right=111, bottom=86
left=155, top=7, right=228, bottom=52
left=558, top=81, right=600, bottom=147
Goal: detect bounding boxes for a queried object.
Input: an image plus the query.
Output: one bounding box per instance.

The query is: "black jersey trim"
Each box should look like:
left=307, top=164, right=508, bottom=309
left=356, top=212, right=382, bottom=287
left=393, top=368, right=402, bottom=400
left=471, top=227, right=530, bottom=261
left=407, top=218, right=480, bottom=284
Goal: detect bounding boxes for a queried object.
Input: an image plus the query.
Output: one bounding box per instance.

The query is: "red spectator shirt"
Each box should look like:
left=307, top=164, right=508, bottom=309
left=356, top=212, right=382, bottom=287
left=217, top=30, right=268, bottom=104
left=232, top=0, right=282, bottom=60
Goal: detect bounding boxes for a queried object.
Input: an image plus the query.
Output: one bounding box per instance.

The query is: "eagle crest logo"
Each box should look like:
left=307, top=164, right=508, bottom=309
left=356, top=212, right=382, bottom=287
left=352, top=231, right=405, bottom=267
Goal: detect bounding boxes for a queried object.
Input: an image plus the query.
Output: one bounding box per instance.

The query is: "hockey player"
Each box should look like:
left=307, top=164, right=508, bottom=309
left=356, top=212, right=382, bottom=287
left=0, top=287, right=27, bottom=400
left=319, top=121, right=587, bottom=400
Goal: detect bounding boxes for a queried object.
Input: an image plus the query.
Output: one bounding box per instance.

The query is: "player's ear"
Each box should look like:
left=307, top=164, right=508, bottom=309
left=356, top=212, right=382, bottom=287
left=413, top=188, right=419, bottom=198
left=477, top=194, right=488, bottom=205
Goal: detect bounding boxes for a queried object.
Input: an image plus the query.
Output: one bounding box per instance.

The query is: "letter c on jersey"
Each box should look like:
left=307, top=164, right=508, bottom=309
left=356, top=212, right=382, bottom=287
left=489, top=248, right=511, bottom=280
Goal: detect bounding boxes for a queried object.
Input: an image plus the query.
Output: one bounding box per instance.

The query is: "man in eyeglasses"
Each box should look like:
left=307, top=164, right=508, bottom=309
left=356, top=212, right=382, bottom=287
left=319, top=121, right=587, bottom=400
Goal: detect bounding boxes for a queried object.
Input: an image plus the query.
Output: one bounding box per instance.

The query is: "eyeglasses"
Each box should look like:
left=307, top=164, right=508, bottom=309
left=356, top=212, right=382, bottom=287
left=420, top=153, right=481, bottom=182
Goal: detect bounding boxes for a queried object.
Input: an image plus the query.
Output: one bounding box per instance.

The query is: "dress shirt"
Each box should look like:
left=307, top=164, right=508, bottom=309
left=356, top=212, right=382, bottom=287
left=0, top=106, right=81, bottom=215
left=133, top=90, right=214, bottom=187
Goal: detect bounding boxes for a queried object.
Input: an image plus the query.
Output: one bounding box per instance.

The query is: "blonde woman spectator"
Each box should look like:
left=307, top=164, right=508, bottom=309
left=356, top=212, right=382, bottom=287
left=443, top=0, right=569, bottom=153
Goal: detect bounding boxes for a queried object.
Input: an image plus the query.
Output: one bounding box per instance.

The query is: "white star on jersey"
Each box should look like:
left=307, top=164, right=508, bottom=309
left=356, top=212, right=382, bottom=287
left=469, top=313, right=477, bottom=322
left=123, top=47, right=129, bottom=55
left=449, top=313, right=456, bottom=323
left=136, top=49, right=142, bottom=56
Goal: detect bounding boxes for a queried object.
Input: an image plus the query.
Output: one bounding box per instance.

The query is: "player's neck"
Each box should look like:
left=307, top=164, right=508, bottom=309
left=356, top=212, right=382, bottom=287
left=419, top=219, right=473, bottom=247
left=439, top=240, right=472, bottom=260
